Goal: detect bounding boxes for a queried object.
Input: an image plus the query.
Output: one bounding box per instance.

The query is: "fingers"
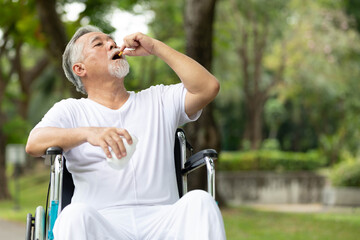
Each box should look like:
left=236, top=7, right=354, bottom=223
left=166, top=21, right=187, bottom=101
left=105, top=132, right=126, bottom=159
left=94, top=128, right=133, bottom=159
left=122, top=32, right=141, bottom=48
left=123, top=38, right=140, bottom=49
left=120, top=32, right=154, bottom=56
left=120, top=34, right=140, bottom=55
left=116, top=128, right=132, bottom=145
left=122, top=48, right=139, bottom=56
left=100, top=141, right=112, bottom=159
left=109, top=128, right=133, bottom=159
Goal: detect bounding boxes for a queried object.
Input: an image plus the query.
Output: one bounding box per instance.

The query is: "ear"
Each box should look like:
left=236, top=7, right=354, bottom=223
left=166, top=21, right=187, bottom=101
left=73, top=63, right=86, bottom=77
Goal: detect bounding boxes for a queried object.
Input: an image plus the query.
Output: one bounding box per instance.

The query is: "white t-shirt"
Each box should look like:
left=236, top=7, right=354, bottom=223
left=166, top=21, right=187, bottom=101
left=33, top=83, right=201, bottom=210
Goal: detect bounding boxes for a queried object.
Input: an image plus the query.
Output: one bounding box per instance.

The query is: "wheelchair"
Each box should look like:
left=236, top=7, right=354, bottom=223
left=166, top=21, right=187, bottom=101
left=25, top=128, right=217, bottom=240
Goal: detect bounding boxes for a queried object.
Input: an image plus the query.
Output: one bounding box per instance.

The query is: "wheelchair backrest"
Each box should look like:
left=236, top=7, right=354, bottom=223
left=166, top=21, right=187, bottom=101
left=61, top=158, right=74, bottom=210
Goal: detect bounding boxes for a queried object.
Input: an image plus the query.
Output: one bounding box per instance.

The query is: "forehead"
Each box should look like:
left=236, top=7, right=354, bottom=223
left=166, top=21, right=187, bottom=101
left=77, top=32, right=114, bottom=45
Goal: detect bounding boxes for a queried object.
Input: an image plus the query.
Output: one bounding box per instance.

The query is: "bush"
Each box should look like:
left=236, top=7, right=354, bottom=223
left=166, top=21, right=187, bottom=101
left=218, top=150, right=327, bottom=171
left=261, top=139, right=281, bottom=150
left=330, top=161, right=360, bottom=187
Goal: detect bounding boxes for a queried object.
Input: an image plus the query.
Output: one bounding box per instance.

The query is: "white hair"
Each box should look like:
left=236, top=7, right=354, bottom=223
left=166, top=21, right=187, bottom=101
left=62, top=25, right=102, bottom=94
left=108, top=58, right=130, bottom=79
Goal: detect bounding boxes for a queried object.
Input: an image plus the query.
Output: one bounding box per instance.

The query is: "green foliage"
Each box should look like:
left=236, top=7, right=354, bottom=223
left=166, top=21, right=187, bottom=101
left=147, top=0, right=184, bottom=42
left=261, top=138, right=281, bottom=150
left=123, top=0, right=185, bottom=92
left=274, top=0, right=360, bottom=153
left=0, top=0, right=43, bottom=47
left=218, top=150, right=327, bottom=171
left=1, top=0, right=360, bottom=167
left=2, top=116, right=30, bottom=144
left=344, top=0, right=360, bottom=32
left=264, top=98, right=287, bottom=139
left=214, top=0, right=360, bottom=154
left=330, top=160, right=360, bottom=187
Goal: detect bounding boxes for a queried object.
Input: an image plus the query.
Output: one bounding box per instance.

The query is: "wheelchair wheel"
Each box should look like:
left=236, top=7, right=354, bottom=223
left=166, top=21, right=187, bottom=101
left=26, top=213, right=34, bottom=240
left=34, top=206, right=45, bottom=240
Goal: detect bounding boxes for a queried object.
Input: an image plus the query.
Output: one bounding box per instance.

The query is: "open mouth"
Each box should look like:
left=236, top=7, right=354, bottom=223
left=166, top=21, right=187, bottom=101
left=112, top=53, right=122, bottom=60
left=111, top=50, right=123, bottom=60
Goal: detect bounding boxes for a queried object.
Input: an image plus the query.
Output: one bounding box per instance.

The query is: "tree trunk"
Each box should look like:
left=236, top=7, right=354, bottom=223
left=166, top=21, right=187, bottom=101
left=243, top=95, right=265, bottom=149
left=36, top=0, right=67, bottom=61
left=0, top=31, right=11, bottom=200
left=0, top=79, right=10, bottom=199
left=0, top=114, right=11, bottom=200
left=184, top=0, right=218, bottom=147
left=184, top=0, right=224, bottom=204
left=35, top=0, right=83, bottom=98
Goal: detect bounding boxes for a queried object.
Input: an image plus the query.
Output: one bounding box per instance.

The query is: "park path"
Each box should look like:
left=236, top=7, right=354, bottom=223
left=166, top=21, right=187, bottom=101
left=0, top=218, right=25, bottom=240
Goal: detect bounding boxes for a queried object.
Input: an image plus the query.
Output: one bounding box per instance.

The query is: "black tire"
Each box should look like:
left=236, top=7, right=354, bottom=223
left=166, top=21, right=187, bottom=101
left=25, top=213, right=34, bottom=240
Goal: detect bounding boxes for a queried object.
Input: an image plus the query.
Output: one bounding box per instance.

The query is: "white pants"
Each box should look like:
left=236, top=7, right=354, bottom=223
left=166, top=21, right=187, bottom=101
left=53, top=190, right=226, bottom=240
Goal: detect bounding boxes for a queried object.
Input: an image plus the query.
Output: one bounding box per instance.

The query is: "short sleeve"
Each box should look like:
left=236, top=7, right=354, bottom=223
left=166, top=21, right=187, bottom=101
left=161, top=83, right=202, bottom=126
left=32, top=99, right=74, bottom=130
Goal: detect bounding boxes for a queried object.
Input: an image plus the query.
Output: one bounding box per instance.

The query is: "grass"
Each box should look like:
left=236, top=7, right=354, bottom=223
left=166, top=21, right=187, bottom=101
left=222, top=206, right=360, bottom=240
left=0, top=166, right=49, bottom=222
left=1, top=167, right=360, bottom=239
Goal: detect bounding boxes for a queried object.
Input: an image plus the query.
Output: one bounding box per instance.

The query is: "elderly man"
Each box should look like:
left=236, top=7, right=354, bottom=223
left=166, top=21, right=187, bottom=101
left=26, top=25, right=225, bottom=239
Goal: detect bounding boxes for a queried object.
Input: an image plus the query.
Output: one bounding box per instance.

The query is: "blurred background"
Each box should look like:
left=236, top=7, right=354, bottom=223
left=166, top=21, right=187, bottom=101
left=1, top=0, right=360, bottom=239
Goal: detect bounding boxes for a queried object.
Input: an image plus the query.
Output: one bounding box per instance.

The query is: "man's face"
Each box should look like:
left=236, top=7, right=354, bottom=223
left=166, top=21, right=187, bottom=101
left=76, top=32, right=129, bottom=79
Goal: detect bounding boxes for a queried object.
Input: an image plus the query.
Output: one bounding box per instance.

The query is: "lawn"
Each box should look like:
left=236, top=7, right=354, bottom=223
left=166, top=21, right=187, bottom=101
left=1, top=168, right=360, bottom=239
left=222, top=206, right=360, bottom=240
left=0, top=166, right=49, bottom=222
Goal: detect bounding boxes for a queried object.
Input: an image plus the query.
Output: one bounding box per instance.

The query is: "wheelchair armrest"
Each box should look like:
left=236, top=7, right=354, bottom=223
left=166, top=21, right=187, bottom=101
left=44, top=147, right=63, bottom=166
left=182, top=149, right=217, bottom=174
left=46, top=147, right=63, bottom=155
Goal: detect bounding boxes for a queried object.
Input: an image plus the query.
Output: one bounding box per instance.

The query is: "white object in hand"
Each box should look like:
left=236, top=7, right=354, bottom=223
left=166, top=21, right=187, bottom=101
left=106, top=134, right=138, bottom=170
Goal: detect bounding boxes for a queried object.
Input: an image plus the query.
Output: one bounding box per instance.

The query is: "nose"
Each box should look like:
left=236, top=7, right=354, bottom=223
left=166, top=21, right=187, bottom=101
left=107, top=40, right=116, bottom=51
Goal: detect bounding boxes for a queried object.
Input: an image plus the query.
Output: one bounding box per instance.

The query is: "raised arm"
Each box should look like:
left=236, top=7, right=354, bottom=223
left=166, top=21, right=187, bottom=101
left=121, top=33, right=220, bottom=117
left=25, top=127, right=132, bottom=159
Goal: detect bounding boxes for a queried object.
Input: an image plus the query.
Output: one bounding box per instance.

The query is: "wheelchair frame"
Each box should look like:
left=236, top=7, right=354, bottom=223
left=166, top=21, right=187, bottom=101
left=25, top=128, right=217, bottom=240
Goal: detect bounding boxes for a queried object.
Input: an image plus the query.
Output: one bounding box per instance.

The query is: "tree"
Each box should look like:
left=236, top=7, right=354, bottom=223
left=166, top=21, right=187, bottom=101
left=275, top=0, right=360, bottom=158
left=0, top=0, right=50, bottom=199
left=224, top=0, right=289, bottom=150
left=0, top=0, right=142, bottom=200
left=35, top=0, right=116, bottom=98
left=183, top=0, right=221, bottom=195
